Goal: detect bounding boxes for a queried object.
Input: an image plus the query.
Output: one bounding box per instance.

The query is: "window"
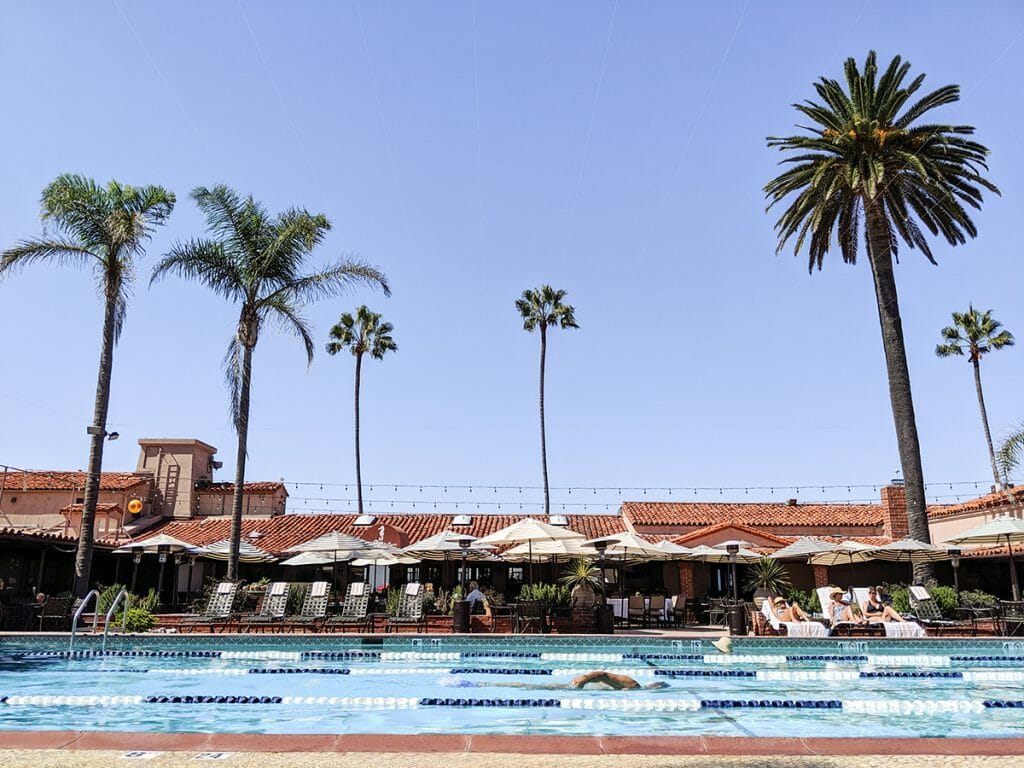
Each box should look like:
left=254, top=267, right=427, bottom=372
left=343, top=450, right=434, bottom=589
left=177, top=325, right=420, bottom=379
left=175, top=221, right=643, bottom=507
left=405, top=566, right=421, bottom=583
left=507, top=566, right=524, bottom=582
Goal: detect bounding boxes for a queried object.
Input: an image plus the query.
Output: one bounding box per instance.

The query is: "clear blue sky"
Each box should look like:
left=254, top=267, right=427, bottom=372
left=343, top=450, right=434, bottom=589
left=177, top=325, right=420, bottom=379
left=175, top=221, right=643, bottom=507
left=1, top=1, right=1022, bottom=515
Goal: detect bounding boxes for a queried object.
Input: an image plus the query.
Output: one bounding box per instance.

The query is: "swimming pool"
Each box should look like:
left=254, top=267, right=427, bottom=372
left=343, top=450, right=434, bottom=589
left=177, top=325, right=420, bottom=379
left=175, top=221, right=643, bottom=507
left=1, top=636, right=1023, bottom=738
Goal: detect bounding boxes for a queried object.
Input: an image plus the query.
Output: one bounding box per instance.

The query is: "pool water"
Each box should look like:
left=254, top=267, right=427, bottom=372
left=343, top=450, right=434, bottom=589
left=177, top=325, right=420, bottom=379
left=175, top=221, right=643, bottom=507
left=1, top=637, right=1023, bottom=737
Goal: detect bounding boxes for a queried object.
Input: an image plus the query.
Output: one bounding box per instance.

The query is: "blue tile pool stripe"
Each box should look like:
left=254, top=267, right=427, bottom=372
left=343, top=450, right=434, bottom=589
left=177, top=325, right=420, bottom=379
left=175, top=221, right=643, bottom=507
left=449, top=668, right=552, bottom=675
left=655, top=670, right=756, bottom=678
left=700, top=699, right=842, bottom=709
left=860, top=671, right=963, bottom=678
left=418, top=698, right=561, bottom=707
left=461, top=652, right=542, bottom=658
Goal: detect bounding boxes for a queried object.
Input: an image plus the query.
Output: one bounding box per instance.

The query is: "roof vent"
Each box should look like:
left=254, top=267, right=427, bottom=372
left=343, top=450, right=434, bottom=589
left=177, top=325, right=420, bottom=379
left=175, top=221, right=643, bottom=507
left=548, top=515, right=569, bottom=525
left=248, top=531, right=264, bottom=539
left=452, top=514, right=472, bottom=526
left=786, top=499, right=798, bottom=507
left=354, top=514, right=376, bottom=526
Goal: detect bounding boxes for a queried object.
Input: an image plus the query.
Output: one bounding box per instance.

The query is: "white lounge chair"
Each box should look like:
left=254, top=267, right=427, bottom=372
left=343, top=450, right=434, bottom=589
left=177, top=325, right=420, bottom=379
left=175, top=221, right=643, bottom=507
left=760, top=598, right=828, bottom=637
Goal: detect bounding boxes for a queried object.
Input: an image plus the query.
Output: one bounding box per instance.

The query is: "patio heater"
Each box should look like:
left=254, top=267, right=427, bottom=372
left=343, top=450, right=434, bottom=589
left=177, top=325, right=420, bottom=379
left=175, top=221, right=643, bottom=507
left=186, top=555, right=197, bottom=604
left=458, top=537, right=472, bottom=595
left=726, top=543, right=739, bottom=603
left=593, top=539, right=608, bottom=594
left=948, top=547, right=962, bottom=602
left=156, top=545, right=170, bottom=606
left=453, top=537, right=474, bottom=634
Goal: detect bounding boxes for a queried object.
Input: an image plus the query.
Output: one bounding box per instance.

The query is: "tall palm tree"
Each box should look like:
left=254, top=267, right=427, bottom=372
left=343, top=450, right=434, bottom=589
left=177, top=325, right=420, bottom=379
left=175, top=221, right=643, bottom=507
left=764, top=51, right=998, bottom=576
left=325, top=306, right=397, bottom=515
left=515, top=285, right=579, bottom=516
left=1, top=174, right=175, bottom=597
left=998, top=423, right=1024, bottom=481
left=936, top=306, right=1015, bottom=488
left=151, top=186, right=389, bottom=579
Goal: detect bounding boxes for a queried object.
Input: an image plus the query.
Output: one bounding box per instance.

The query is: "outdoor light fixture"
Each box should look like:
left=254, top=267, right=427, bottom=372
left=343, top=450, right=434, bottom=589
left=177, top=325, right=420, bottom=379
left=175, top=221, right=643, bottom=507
left=949, top=547, right=962, bottom=600
left=86, top=426, right=119, bottom=440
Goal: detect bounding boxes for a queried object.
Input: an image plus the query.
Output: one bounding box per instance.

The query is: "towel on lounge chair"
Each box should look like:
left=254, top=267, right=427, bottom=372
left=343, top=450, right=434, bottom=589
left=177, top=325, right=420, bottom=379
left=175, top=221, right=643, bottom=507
left=761, top=599, right=828, bottom=637
left=350, top=582, right=366, bottom=597
left=269, top=582, right=288, bottom=596
left=216, top=582, right=234, bottom=595
left=310, top=581, right=329, bottom=598
left=405, top=582, right=421, bottom=596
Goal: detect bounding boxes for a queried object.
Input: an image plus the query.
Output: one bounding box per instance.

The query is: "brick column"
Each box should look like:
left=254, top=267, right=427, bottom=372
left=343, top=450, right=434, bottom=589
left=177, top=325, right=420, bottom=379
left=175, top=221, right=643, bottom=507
left=812, top=564, right=830, bottom=588
left=881, top=484, right=909, bottom=538
left=678, top=562, right=696, bottom=597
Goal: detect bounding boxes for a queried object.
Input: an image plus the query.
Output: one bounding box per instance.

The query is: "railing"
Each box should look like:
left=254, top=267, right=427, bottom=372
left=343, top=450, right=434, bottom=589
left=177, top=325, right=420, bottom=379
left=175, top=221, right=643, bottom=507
left=101, top=589, right=130, bottom=652
left=69, top=589, right=100, bottom=652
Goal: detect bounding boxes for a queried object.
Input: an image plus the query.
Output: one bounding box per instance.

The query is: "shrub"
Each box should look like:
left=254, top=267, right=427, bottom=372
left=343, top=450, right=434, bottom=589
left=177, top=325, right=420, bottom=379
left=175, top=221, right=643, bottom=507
left=113, top=607, right=156, bottom=633
left=744, top=558, right=793, bottom=595
left=286, top=583, right=307, bottom=616
left=928, top=585, right=959, bottom=617
left=518, top=583, right=571, bottom=611
left=785, top=588, right=815, bottom=612
left=959, top=589, right=998, bottom=609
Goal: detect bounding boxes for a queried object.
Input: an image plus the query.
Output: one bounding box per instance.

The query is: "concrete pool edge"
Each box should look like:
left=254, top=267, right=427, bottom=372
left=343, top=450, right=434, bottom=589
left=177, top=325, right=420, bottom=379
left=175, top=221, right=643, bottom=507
left=2, top=732, right=1024, bottom=755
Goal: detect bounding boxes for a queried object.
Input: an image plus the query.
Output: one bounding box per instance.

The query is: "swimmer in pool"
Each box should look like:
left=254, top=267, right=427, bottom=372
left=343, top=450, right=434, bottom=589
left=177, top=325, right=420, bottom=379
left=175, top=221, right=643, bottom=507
left=441, top=670, right=668, bottom=690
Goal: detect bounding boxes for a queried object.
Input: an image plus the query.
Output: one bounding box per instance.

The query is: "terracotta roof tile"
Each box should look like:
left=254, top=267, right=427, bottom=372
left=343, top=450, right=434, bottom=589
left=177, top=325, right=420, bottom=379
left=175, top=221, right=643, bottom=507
left=0, top=471, right=150, bottom=492
left=671, top=521, right=794, bottom=547
left=0, top=526, right=124, bottom=547
left=59, top=503, right=123, bottom=515
left=147, top=513, right=623, bottom=555
left=623, top=501, right=884, bottom=528
left=198, top=482, right=288, bottom=495
left=929, top=489, right=1023, bottom=518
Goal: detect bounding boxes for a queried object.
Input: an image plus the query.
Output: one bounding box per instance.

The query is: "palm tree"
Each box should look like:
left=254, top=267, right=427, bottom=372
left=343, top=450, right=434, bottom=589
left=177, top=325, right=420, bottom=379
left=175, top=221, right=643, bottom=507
left=997, top=422, right=1024, bottom=482
left=764, top=51, right=998, bottom=576
left=151, top=186, right=389, bottom=579
left=1, top=174, right=175, bottom=597
left=325, top=306, right=397, bottom=515
left=936, top=306, right=1015, bottom=488
left=515, top=285, right=579, bottom=516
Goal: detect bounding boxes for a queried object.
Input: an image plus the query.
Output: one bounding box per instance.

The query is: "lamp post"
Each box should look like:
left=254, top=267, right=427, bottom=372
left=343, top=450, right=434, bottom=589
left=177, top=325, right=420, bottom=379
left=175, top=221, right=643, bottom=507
left=726, top=543, right=739, bottom=604
left=948, top=547, right=962, bottom=603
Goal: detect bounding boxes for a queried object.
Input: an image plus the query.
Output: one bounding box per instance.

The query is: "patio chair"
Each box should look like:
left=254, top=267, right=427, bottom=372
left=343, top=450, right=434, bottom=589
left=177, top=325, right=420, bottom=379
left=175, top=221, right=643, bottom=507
left=37, top=595, right=75, bottom=631
left=514, top=599, right=545, bottom=634
left=706, top=597, right=728, bottom=627
left=671, top=594, right=687, bottom=627
left=324, top=582, right=371, bottom=633
left=814, top=586, right=879, bottom=636
left=997, top=600, right=1024, bottom=637
left=648, top=595, right=668, bottom=627
left=626, top=594, right=647, bottom=627
left=242, top=582, right=290, bottom=632
left=908, top=585, right=970, bottom=636
left=286, top=581, right=330, bottom=631
left=179, top=582, right=238, bottom=633
left=385, top=582, right=426, bottom=633
left=760, top=597, right=828, bottom=638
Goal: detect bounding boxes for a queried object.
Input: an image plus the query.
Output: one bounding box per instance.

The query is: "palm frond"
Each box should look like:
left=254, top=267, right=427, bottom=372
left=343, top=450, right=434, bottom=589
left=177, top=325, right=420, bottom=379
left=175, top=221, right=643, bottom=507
left=261, top=295, right=315, bottom=367
left=150, top=239, right=244, bottom=302
left=222, top=336, right=244, bottom=432
left=997, top=423, right=1024, bottom=480
left=1, top=239, right=99, bottom=275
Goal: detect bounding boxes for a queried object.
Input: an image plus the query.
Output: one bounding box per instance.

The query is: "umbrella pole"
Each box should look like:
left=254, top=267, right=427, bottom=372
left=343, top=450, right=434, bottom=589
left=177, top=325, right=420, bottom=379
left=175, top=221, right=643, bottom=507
left=529, top=540, right=534, bottom=586
left=157, top=558, right=166, bottom=607
left=130, top=558, right=139, bottom=595
left=1008, top=535, right=1021, bottom=601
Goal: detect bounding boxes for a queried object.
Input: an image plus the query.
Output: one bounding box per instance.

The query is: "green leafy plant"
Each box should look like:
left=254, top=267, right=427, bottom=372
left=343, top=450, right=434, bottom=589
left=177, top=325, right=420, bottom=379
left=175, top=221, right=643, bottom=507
left=518, top=583, right=571, bottom=611
left=286, top=583, right=307, bottom=616
left=482, top=587, right=505, bottom=607
left=384, top=587, right=402, bottom=615
left=113, top=607, right=156, bottom=633
left=558, top=558, right=603, bottom=593
left=959, top=589, right=998, bottom=609
left=743, top=557, right=793, bottom=595
left=785, top=588, right=815, bottom=612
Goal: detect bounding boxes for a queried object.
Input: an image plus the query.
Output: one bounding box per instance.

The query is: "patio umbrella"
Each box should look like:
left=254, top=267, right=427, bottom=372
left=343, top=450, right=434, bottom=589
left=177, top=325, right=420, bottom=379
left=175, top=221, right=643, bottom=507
left=402, top=532, right=495, bottom=592
left=768, top=537, right=843, bottom=560
left=193, top=539, right=276, bottom=563
left=584, top=532, right=668, bottom=596
left=477, top=519, right=583, bottom=584
left=284, top=532, right=377, bottom=591
left=861, top=538, right=951, bottom=583
left=279, top=552, right=338, bottom=567
left=351, top=543, right=421, bottom=591
left=944, top=516, right=1024, bottom=600
left=654, top=540, right=698, bottom=558
left=687, top=544, right=762, bottom=563
left=114, top=534, right=198, bottom=602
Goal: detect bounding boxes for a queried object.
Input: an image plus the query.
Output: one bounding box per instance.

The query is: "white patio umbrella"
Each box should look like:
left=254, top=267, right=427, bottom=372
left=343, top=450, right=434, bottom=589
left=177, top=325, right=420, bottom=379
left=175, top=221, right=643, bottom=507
left=501, top=538, right=599, bottom=562
left=115, top=534, right=199, bottom=602
left=403, top=531, right=496, bottom=592
left=477, top=519, right=583, bottom=584
left=351, top=543, right=421, bottom=591
left=279, top=552, right=338, bottom=567
left=687, top=544, right=762, bottom=563
left=654, top=540, right=698, bottom=558
left=944, top=516, right=1024, bottom=599
left=861, top=538, right=951, bottom=585
left=284, top=531, right=377, bottom=590
left=584, top=532, right=668, bottom=596
left=193, top=539, right=276, bottom=563
left=768, top=537, right=842, bottom=561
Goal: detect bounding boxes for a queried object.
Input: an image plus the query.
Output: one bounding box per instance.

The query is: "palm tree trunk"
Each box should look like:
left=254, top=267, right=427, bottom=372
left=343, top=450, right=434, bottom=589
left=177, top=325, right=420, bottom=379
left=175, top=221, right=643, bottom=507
left=354, top=351, right=364, bottom=516
left=864, top=200, right=933, bottom=582
left=72, top=293, right=118, bottom=598
left=227, top=343, right=254, bottom=582
left=539, top=323, right=549, bottom=517
left=973, top=358, right=1003, bottom=490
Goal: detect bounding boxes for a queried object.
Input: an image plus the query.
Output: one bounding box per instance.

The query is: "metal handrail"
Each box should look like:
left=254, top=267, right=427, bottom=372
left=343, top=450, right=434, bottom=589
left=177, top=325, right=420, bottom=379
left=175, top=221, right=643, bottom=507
left=101, top=589, right=130, bottom=651
left=69, top=589, right=100, bottom=652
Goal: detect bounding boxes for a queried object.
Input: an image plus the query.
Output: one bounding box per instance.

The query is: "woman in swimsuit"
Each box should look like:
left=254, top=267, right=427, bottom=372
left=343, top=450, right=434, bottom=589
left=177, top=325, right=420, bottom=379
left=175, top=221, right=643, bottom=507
left=861, top=588, right=904, bottom=622
left=828, top=588, right=865, bottom=624
left=770, top=596, right=812, bottom=622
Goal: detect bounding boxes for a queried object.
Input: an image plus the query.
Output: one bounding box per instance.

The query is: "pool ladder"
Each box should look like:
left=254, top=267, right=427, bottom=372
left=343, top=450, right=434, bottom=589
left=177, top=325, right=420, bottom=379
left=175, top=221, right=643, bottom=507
left=101, top=589, right=130, bottom=652
left=69, top=589, right=100, bottom=653
left=68, top=588, right=130, bottom=653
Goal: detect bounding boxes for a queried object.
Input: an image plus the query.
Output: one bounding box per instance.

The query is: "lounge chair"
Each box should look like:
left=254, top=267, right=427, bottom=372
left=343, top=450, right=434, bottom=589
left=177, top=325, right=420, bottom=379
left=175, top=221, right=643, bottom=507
left=998, top=600, right=1024, bottom=637
left=180, top=582, right=238, bottom=633
left=386, top=582, right=425, bottom=633
left=285, top=581, right=330, bottom=631
left=242, top=582, right=290, bottom=632
left=908, top=585, right=970, bottom=636
left=323, top=582, right=371, bottom=633
left=37, top=595, right=75, bottom=631
left=514, top=599, right=545, bottom=634
left=760, top=597, right=828, bottom=638
left=815, top=586, right=881, bottom=636
left=851, top=586, right=925, bottom=638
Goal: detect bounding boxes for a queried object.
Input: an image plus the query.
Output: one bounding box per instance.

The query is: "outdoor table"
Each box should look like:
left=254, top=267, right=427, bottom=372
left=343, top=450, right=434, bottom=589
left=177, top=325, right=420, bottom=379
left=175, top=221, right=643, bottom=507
left=605, top=596, right=674, bottom=622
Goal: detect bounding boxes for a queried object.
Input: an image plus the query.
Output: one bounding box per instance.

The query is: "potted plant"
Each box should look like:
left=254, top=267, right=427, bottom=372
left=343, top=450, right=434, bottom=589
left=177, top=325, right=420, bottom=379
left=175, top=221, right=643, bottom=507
left=558, top=558, right=603, bottom=608
left=743, top=557, right=792, bottom=606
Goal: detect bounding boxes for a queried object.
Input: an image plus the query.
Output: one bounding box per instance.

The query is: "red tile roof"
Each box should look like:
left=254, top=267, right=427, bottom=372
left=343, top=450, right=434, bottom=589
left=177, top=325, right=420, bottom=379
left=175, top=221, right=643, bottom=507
left=0, top=526, right=124, bottom=548
left=623, top=501, right=885, bottom=529
left=929, top=488, right=1023, bottom=519
left=59, top=503, right=123, bottom=516
left=671, top=522, right=794, bottom=547
left=0, top=471, right=150, bottom=492
left=198, top=482, right=288, bottom=495
left=145, top=513, right=624, bottom=555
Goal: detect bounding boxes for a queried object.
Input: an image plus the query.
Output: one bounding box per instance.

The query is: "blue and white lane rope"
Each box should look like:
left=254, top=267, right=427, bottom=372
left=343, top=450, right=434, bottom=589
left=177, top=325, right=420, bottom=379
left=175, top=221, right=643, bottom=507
left=2, top=695, right=1017, bottom=713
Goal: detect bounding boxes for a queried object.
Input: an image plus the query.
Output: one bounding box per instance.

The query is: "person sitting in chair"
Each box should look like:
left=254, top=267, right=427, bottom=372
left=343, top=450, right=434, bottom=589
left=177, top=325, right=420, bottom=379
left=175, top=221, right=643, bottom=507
left=828, top=587, right=866, bottom=625
left=770, top=595, right=812, bottom=622
left=465, top=581, right=486, bottom=614
left=861, top=588, right=904, bottom=622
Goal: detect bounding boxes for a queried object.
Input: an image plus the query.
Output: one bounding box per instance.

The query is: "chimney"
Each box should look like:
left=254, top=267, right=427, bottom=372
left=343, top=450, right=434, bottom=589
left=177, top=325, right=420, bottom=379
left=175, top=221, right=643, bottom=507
left=880, top=483, right=908, bottom=538
left=786, top=498, right=798, bottom=507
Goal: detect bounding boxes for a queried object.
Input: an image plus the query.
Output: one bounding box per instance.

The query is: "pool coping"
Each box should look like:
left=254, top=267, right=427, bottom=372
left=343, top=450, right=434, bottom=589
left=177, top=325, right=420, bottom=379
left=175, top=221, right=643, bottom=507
left=1, top=732, right=1023, bottom=755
